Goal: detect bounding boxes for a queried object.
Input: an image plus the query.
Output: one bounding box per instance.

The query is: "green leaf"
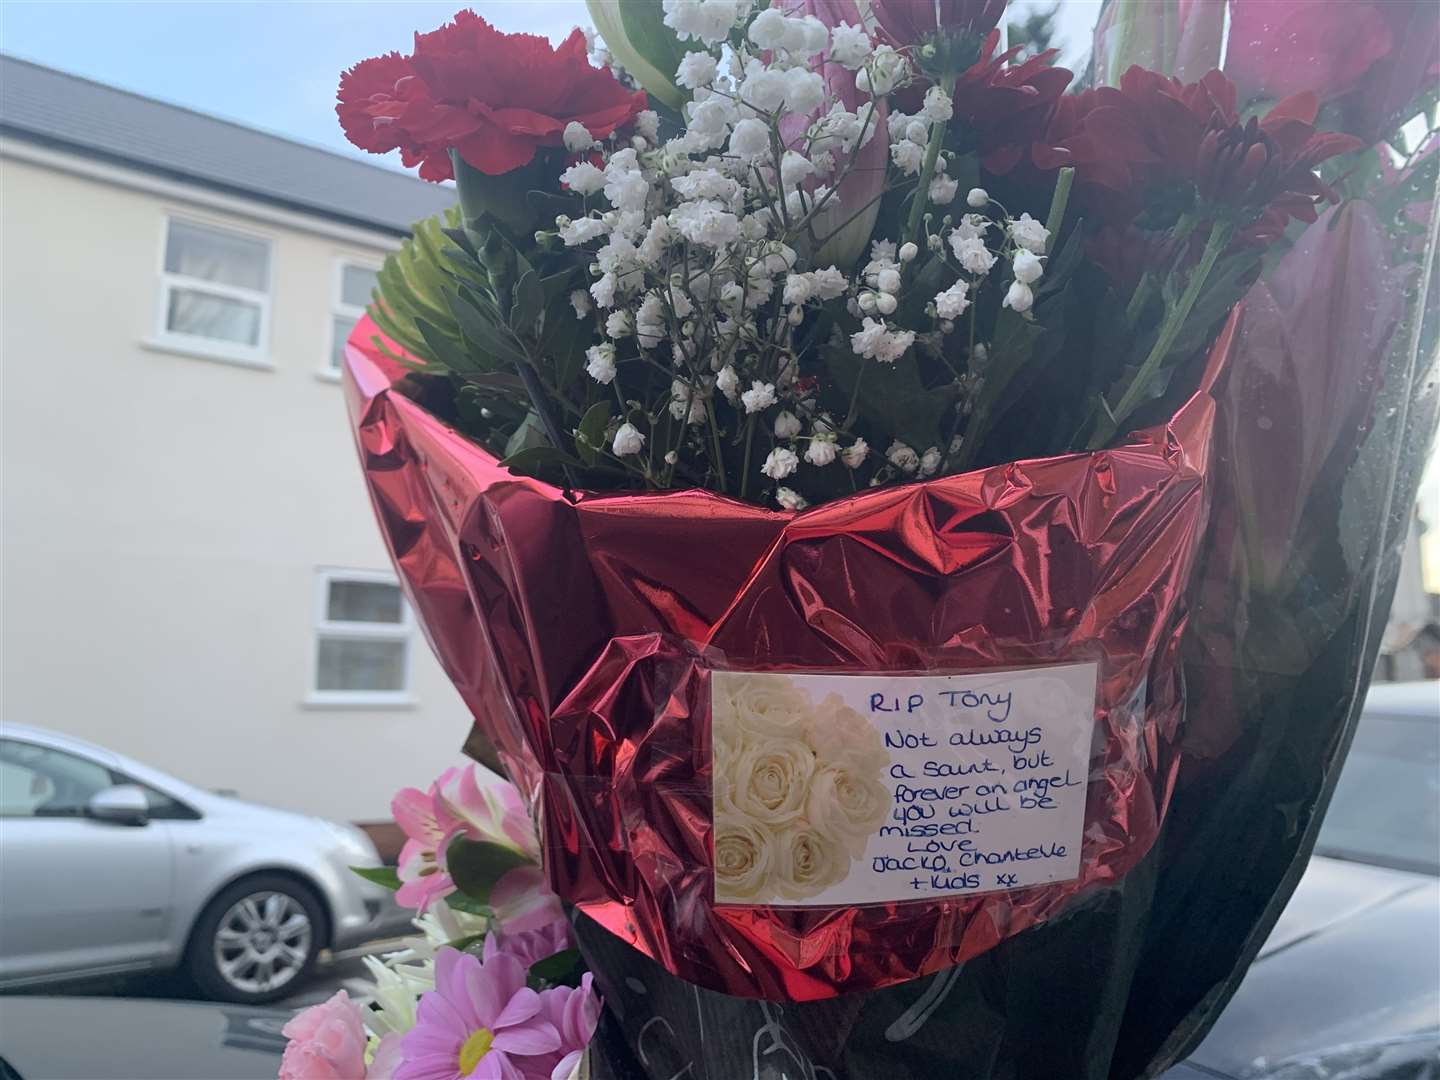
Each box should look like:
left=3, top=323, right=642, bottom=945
left=510, top=270, right=544, bottom=334
left=446, top=291, right=527, bottom=369
left=526, top=948, right=584, bottom=989
left=446, top=838, right=535, bottom=904
left=416, top=318, right=480, bottom=373
left=504, top=411, right=551, bottom=458
left=350, top=865, right=401, bottom=891
left=586, top=0, right=687, bottom=110
left=575, top=401, right=612, bottom=467
left=444, top=891, right=490, bottom=916
left=827, top=342, right=951, bottom=451
left=500, top=445, right=584, bottom=479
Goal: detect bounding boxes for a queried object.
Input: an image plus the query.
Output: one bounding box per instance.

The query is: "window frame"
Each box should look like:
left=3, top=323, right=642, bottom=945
left=153, top=214, right=274, bottom=368
left=307, top=567, right=416, bottom=708
left=322, top=257, right=382, bottom=382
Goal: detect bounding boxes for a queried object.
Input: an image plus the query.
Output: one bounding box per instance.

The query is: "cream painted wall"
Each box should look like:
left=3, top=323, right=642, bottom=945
left=0, top=153, right=473, bottom=821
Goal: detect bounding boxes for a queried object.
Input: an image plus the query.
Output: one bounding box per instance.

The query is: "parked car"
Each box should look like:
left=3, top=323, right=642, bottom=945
left=1166, top=680, right=1440, bottom=1078
left=0, top=995, right=288, bottom=1079
left=0, top=723, right=391, bottom=1004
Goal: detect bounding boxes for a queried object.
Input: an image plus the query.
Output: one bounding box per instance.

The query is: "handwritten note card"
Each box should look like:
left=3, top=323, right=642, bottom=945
left=711, top=664, right=1098, bottom=906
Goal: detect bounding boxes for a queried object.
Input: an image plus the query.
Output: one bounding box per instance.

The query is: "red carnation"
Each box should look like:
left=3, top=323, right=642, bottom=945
left=337, top=10, right=648, bottom=182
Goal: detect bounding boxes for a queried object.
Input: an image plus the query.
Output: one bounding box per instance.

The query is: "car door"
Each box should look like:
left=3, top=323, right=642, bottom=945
left=0, top=737, right=177, bottom=982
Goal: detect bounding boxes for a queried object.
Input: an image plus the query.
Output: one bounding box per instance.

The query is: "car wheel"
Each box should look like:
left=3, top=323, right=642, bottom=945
left=187, top=874, right=325, bottom=1004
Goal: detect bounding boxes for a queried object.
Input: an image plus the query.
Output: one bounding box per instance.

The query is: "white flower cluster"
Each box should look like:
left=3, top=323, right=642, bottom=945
left=552, top=5, right=1057, bottom=507
left=712, top=675, right=888, bottom=903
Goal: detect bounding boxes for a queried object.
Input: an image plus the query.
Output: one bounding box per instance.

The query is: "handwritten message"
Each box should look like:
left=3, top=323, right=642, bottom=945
left=711, top=664, right=1098, bottom=906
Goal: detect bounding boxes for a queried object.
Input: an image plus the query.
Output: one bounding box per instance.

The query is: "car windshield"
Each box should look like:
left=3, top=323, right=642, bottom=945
left=1315, top=709, right=1440, bottom=876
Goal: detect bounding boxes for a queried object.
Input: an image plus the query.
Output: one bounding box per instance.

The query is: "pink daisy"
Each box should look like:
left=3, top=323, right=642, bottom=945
left=396, top=944, right=560, bottom=1080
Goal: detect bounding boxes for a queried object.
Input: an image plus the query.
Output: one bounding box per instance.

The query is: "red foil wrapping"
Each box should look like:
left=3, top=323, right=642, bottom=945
left=343, top=314, right=1236, bottom=1001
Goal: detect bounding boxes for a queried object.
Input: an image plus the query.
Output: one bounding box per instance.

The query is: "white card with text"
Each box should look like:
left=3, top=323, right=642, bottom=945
left=711, top=663, right=1099, bottom=906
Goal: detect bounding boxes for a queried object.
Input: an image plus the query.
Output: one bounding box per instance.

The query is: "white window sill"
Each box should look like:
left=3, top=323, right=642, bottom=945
left=142, top=337, right=275, bottom=371
left=302, top=694, right=418, bottom=711
left=315, top=368, right=343, bottom=384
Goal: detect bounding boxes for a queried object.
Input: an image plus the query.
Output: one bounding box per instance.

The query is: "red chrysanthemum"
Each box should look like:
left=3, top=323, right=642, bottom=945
left=871, top=0, right=1008, bottom=47
left=337, top=10, right=648, bottom=182
left=951, top=31, right=1073, bottom=175
left=1031, top=67, right=1362, bottom=230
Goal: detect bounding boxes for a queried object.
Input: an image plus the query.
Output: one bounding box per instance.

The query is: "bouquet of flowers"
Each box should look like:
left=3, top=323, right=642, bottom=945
left=296, top=1, right=1438, bottom=1076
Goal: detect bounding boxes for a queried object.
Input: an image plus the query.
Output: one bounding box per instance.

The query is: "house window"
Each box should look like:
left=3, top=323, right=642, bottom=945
left=310, top=569, right=414, bottom=706
left=158, top=218, right=272, bottom=363
left=329, top=261, right=380, bottom=373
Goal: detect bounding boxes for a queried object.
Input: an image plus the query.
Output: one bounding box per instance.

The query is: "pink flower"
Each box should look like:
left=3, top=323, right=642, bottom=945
left=534, top=974, right=601, bottom=1080
left=279, top=991, right=370, bottom=1080
left=394, top=766, right=541, bottom=910
left=397, top=944, right=561, bottom=1080
left=490, top=866, right=566, bottom=937
left=367, top=1034, right=405, bottom=1080
left=1225, top=0, right=1439, bottom=144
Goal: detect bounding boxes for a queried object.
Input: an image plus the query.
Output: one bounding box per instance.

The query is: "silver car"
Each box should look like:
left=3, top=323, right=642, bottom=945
left=0, top=723, right=391, bottom=1004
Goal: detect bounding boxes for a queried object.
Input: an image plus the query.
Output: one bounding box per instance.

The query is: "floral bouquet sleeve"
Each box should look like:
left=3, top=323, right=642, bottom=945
left=310, top=1, right=1439, bottom=1077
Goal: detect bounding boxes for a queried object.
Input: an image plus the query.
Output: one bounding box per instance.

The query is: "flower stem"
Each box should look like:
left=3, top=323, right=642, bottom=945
left=1087, top=218, right=1233, bottom=450
left=904, top=74, right=956, bottom=249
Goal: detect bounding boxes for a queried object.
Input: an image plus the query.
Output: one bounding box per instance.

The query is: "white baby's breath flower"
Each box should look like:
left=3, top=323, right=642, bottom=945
left=784, top=67, right=826, bottom=113
left=747, top=6, right=788, bottom=49
left=887, top=440, right=920, bottom=473
left=741, top=380, right=777, bottom=413
left=562, top=121, right=594, bottom=153
left=590, top=272, right=617, bottom=309
left=1008, top=212, right=1050, bottom=253
left=856, top=44, right=906, bottom=95
left=898, top=242, right=918, bottom=263
left=876, top=267, right=901, bottom=294
left=1012, top=248, right=1045, bottom=285
left=559, top=216, right=607, bottom=246
left=635, top=109, right=659, bottom=141
left=612, top=422, right=645, bottom=456
left=890, top=139, right=924, bottom=175
left=919, top=446, right=942, bottom=477
left=810, top=266, right=848, bottom=300
left=920, top=85, right=953, bottom=123
left=584, top=343, right=617, bottom=384
left=952, top=235, right=997, bottom=275
left=676, top=50, right=719, bottom=89
left=773, top=410, right=802, bottom=439
left=775, top=486, right=809, bottom=510
left=569, top=289, right=592, bottom=320
left=729, top=117, right=771, bottom=159
left=929, top=175, right=959, bottom=204
left=841, top=438, right=869, bottom=468
left=663, top=0, right=742, bottom=45
left=716, top=364, right=740, bottom=402
left=761, top=446, right=799, bottom=480
left=779, top=150, right=815, bottom=188
left=804, top=437, right=837, bottom=467
left=783, top=272, right=814, bottom=306
left=605, top=309, right=633, bottom=338
left=934, top=280, right=970, bottom=320
left=559, top=161, right=605, bottom=195
left=828, top=21, right=872, bottom=69
left=1003, top=279, right=1035, bottom=313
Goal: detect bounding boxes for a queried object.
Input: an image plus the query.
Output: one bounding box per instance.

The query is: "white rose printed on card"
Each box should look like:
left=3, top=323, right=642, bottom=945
left=710, top=664, right=1099, bottom=906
